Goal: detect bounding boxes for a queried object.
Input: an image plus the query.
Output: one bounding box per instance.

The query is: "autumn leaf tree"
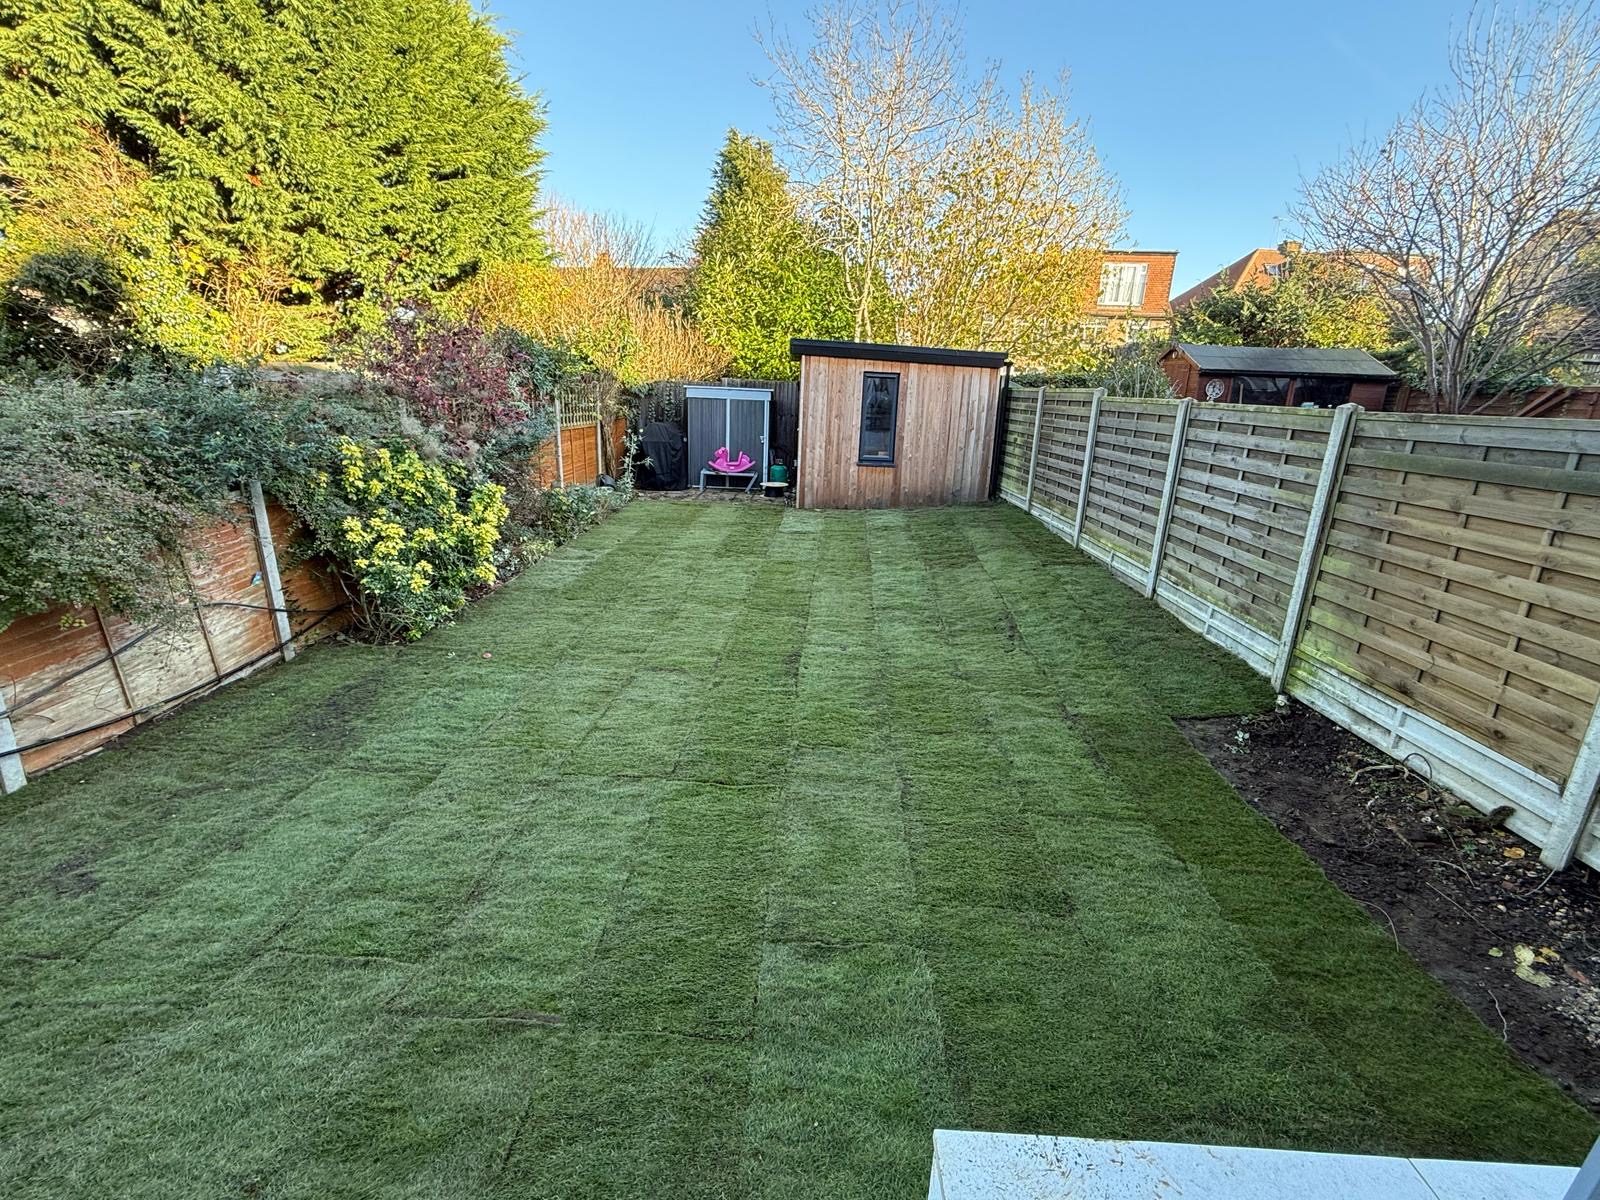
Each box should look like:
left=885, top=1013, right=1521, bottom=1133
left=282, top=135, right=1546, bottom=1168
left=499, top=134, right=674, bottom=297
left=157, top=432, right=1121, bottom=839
left=759, top=0, right=1124, bottom=359
left=459, top=200, right=728, bottom=387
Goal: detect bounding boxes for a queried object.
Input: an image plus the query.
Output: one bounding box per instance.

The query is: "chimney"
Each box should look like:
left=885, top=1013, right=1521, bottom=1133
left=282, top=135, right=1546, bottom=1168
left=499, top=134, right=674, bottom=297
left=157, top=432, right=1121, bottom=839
left=1278, top=240, right=1302, bottom=255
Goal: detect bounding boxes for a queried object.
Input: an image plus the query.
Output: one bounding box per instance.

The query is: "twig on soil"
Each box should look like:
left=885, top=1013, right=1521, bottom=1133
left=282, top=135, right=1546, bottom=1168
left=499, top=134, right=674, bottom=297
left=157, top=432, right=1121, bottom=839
left=1521, top=868, right=1558, bottom=898
left=1486, top=986, right=1510, bottom=1041
left=1425, top=882, right=1499, bottom=935
left=1428, top=857, right=1475, bottom=884
left=1362, top=899, right=1402, bottom=948
left=1351, top=762, right=1404, bottom=784
left=1442, top=824, right=1465, bottom=858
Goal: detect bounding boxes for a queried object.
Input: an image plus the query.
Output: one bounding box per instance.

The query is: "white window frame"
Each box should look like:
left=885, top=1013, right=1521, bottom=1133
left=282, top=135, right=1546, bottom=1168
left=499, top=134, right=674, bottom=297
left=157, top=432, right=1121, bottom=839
left=1098, top=261, right=1148, bottom=308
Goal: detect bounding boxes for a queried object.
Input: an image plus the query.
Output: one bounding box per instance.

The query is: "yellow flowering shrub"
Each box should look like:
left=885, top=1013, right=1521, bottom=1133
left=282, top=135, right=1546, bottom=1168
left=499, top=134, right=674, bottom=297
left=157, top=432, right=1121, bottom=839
left=303, top=439, right=508, bottom=640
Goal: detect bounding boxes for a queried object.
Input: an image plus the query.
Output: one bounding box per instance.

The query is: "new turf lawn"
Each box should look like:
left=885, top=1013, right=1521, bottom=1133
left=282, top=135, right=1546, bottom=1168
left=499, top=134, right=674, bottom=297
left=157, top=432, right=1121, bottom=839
left=1, top=501, right=1593, bottom=1198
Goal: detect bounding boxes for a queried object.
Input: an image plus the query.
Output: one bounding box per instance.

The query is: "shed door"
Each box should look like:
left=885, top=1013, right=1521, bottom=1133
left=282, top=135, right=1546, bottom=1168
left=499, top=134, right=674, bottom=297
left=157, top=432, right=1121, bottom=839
left=727, top=397, right=768, bottom=479
left=687, top=396, right=724, bottom=480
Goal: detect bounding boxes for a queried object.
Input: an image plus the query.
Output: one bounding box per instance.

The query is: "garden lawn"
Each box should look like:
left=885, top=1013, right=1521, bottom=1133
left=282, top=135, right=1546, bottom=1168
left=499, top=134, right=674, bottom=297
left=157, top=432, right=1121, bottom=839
left=0, top=501, right=1593, bottom=1199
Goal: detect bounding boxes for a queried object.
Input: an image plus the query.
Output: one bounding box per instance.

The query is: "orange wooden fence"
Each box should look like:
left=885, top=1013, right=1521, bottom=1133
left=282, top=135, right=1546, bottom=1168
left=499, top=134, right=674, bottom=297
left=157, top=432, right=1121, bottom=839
left=0, top=498, right=346, bottom=783
left=531, top=417, right=627, bottom=488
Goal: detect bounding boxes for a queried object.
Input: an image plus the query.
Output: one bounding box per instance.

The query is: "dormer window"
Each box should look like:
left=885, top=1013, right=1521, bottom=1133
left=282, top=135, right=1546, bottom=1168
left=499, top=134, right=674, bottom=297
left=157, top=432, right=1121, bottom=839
left=1098, top=261, right=1148, bottom=308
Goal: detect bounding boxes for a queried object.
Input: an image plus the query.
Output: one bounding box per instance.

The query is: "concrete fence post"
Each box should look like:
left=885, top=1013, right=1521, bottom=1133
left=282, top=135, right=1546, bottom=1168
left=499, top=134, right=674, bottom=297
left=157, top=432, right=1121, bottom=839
left=1271, top=402, right=1360, bottom=693
left=1561, top=1134, right=1600, bottom=1200
left=0, top=689, right=25, bottom=795
left=553, top=393, right=566, bottom=485
left=1144, top=398, right=1194, bottom=598
left=248, top=481, right=296, bottom=663
left=1022, top=387, right=1046, bottom=514
left=1543, top=701, right=1600, bottom=869
left=1071, top=388, right=1107, bottom=548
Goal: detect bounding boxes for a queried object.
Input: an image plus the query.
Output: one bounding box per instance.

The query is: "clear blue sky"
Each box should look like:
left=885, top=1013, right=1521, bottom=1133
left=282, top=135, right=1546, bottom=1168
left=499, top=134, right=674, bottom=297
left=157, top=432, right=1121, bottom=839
left=495, top=0, right=1471, bottom=293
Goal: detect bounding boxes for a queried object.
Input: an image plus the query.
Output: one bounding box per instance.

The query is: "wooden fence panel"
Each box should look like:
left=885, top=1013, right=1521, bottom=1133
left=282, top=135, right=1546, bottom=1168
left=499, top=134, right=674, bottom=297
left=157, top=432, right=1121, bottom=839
left=1079, top=400, right=1174, bottom=567
left=1297, top=413, right=1600, bottom=787
left=1029, top=389, right=1098, bottom=528
left=996, top=389, right=1040, bottom=502
left=993, top=391, right=1600, bottom=868
left=0, top=610, right=137, bottom=773
left=1, top=498, right=346, bottom=782
left=1159, top=405, right=1331, bottom=636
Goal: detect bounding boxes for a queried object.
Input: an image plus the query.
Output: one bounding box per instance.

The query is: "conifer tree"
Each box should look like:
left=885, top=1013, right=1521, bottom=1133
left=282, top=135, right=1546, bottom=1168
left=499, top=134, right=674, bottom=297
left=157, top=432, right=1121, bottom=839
left=0, top=0, right=545, bottom=359
left=688, top=130, right=853, bottom=379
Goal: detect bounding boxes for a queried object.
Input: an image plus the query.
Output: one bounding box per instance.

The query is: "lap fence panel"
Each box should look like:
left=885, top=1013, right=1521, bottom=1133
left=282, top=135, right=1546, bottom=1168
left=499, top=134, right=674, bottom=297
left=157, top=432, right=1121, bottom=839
left=1077, top=399, right=1176, bottom=586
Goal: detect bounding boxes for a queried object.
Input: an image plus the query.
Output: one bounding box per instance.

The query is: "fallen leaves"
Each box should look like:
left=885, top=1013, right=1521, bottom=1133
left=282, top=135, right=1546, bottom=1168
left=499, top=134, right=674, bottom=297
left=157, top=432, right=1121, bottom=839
left=1511, top=943, right=1560, bottom=989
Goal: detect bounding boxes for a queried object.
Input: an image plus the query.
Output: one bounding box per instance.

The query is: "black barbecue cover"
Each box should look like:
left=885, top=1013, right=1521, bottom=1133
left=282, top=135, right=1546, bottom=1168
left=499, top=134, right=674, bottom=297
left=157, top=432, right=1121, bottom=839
left=641, top=421, right=686, bottom=489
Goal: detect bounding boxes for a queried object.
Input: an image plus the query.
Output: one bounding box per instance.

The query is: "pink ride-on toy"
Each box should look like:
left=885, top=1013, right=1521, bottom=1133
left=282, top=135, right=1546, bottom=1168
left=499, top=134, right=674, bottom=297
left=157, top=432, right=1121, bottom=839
left=700, top=446, right=759, bottom=492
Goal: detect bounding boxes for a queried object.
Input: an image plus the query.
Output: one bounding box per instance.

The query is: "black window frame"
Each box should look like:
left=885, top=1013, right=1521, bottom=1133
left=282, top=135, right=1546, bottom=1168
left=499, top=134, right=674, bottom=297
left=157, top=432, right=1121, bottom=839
left=857, top=371, right=900, bottom=466
left=1235, top=375, right=1294, bottom=406
left=1291, top=377, right=1353, bottom=408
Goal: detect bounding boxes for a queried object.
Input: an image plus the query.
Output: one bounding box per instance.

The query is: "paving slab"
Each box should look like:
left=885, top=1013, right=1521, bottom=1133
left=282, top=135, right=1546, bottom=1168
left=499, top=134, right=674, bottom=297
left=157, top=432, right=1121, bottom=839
left=928, top=1131, right=1580, bottom=1200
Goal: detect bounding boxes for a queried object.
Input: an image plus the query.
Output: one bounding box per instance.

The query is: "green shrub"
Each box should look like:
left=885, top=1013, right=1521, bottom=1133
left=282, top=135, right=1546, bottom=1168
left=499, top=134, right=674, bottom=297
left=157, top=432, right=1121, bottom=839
left=0, top=367, right=375, bottom=626
left=294, top=439, right=509, bottom=641
left=525, top=484, right=605, bottom=544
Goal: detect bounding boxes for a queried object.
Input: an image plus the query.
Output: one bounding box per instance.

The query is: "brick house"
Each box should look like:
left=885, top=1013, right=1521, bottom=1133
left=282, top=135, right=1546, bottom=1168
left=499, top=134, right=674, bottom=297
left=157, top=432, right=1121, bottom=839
left=1171, top=239, right=1416, bottom=309
left=1171, top=242, right=1299, bottom=309
left=1084, top=250, right=1178, bottom=339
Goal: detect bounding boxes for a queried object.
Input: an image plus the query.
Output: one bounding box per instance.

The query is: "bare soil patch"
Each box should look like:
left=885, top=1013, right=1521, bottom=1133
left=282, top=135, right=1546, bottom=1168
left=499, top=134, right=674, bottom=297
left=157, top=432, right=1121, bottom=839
left=1181, top=701, right=1600, bottom=1112
left=44, top=848, right=101, bottom=897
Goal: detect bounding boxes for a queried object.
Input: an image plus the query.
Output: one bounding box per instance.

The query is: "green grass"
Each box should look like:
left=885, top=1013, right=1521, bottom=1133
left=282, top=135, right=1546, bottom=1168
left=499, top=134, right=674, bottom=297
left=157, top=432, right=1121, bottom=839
left=1, top=501, right=1592, bottom=1198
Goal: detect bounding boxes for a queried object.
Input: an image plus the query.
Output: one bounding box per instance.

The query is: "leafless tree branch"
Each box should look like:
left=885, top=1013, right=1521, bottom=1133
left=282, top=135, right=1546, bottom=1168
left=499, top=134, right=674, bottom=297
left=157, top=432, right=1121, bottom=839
left=1293, top=1, right=1600, bottom=412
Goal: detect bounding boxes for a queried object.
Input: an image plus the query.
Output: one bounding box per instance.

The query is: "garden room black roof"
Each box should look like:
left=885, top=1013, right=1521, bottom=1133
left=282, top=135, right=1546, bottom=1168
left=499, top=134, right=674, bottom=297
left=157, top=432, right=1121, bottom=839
left=789, top=339, right=1010, bottom=369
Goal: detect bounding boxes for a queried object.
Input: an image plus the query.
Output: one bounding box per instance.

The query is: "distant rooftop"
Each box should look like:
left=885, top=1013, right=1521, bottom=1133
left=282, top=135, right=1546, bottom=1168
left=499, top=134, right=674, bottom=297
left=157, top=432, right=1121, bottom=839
left=1168, top=342, right=1397, bottom=380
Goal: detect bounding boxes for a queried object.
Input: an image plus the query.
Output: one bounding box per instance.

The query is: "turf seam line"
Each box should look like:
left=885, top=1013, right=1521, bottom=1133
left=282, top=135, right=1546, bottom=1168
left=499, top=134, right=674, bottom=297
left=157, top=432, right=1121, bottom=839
left=863, top=515, right=962, bottom=1123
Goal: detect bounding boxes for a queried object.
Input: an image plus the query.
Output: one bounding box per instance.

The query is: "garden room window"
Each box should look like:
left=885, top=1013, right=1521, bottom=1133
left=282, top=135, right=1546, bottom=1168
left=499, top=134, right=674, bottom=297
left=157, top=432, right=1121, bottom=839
left=1292, top=378, right=1352, bottom=408
left=858, top=372, right=899, bottom=465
